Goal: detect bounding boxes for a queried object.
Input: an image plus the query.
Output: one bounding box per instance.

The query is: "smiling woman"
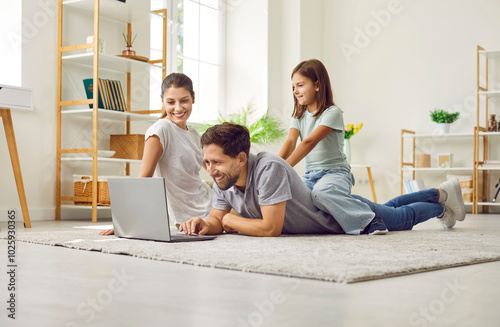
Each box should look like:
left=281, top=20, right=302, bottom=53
left=100, top=72, right=213, bottom=236
left=141, top=73, right=213, bottom=224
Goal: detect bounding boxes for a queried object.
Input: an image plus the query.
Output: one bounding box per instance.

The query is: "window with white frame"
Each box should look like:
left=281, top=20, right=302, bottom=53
left=0, top=1, right=22, bottom=86
left=151, top=0, right=224, bottom=123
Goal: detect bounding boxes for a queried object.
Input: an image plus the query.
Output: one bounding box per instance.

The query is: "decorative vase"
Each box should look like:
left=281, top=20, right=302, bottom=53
left=438, top=123, right=451, bottom=134
left=122, top=46, right=136, bottom=56
left=343, top=138, right=351, bottom=164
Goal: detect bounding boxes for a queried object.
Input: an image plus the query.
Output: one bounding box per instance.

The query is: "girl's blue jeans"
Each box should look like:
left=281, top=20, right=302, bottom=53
left=307, top=168, right=374, bottom=234
left=306, top=168, right=445, bottom=234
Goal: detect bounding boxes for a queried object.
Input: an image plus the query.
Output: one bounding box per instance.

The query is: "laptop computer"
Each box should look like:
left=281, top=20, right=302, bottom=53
left=108, top=177, right=216, bottom=243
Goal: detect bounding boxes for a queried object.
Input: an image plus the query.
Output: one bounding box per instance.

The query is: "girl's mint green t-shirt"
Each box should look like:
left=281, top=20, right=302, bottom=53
left=290, top=105, right=350, bottom=172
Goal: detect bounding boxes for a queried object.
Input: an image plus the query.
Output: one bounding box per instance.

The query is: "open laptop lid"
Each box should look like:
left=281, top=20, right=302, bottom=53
left=108, top=177, right=172, bottom=242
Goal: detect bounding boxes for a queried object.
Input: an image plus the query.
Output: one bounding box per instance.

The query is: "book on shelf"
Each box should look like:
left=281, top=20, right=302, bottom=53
left=98, top=79, right=110, bottom=110
left=82, top=78, right=126, bottom=111
left=112, top=80, right=127, bottom=111
left=483, top=160, right=500, bottom=165
left=83, top=78, right=104, bottom=109
left=105, top=79, right=116, bottom=110
left=107, top=80, right=118, bottom=111
left=404, top=179, right=426, bottom=194
left=114, top=80, right=127, bottom=111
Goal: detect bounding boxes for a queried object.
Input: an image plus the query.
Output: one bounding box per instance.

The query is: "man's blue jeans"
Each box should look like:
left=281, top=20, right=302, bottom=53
left=352, top=188, right=445, bottom=231
left=307, top=168, right=445, bottom=233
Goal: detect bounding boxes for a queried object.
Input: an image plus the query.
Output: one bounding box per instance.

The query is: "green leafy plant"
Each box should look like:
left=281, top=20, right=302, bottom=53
left=429, top=109, right=460, bottom=123
left=196, top=103, right=287, bottom=144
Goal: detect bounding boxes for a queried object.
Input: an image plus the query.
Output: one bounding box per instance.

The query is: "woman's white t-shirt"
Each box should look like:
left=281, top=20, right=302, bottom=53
left=145, top=118, right=212, bottom=224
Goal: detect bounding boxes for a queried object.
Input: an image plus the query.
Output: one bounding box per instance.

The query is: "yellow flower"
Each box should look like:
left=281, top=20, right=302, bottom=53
left=344, top=122, right=364, bottom=139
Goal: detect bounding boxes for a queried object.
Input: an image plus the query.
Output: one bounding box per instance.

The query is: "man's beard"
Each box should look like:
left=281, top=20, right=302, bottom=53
left=215, top=173, right=239, bottom=191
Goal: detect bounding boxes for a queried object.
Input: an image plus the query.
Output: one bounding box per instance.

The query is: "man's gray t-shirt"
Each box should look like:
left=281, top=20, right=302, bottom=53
left=212, top=152, right=344, bottom=235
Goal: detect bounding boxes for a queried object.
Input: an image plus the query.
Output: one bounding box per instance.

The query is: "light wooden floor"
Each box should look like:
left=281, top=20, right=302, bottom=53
left=0, top=214, right=499, bottom=326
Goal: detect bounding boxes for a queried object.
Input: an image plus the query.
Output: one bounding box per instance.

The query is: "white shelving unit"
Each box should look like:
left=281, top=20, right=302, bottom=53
left=61, top=108, right=160, bottom=121
left=56, top=0, right=166, bottom=222
left=474, top=46, right=500, bottom=213
left=402, top=132, right=474, bottom=139
left=63, top=0, right=162, bottom=24
left=62, top=53, right=164, bottom=73
left=400, top=130, right=474, bottom=206
left=403, top=167, right=473, bottom=172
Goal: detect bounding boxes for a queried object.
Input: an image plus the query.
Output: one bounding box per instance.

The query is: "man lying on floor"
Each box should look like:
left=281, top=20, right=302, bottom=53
left=179, top=122, right=466, bottom=237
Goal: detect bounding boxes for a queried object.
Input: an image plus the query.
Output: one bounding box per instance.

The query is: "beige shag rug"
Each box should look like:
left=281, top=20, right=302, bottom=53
left=2, top=229, right=500, bottom=283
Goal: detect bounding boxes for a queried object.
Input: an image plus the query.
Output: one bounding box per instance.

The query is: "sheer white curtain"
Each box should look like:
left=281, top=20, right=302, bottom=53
left=151, top=0, right=224, bottom=122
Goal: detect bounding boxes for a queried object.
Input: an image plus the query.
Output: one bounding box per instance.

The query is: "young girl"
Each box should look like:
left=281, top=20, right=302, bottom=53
left=280, top=59, right=465, bottom=234
left=278, top=59, right=386, bottom=235
left=100, top=73, right=212, bottom=235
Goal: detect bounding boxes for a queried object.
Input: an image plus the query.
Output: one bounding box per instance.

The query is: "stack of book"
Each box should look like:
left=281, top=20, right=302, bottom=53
left=404, top=180, right=426, bottom=194
left=83, top=78, right=126, bottom=111
left=482, top=160, right=500, bottom=168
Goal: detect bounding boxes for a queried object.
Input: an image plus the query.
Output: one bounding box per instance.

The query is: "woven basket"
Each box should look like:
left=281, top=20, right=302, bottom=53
left=98, top=180, right=110, bottom=206
left=74, top=176, right=92, bottom=205
left=416, top=154, right=431, bottom=168
left=73, top=175, right=111, bottom=206
left=110, top=134, right=145, bottom=159
left=462, top=188, right=473, bottom=202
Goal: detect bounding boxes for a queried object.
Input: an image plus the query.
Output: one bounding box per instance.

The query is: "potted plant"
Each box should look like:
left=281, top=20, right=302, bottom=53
left=429, top=109, right=460, bottom=134
left=196, top=103, right=287, bottom=145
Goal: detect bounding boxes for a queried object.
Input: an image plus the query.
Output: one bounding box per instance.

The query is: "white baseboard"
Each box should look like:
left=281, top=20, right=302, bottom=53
left=0, top=207, right=112, bottom=222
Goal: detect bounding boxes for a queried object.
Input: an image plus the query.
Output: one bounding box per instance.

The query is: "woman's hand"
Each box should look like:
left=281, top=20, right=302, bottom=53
left=98, top=228, right=114, bottom=236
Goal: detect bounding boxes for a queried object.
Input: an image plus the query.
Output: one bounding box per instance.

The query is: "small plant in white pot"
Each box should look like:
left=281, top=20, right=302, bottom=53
left=429, top=109, right=460, bottom=134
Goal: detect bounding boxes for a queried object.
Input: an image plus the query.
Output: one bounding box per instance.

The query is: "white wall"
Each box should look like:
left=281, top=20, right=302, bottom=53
left=265, top=0, right=324, bottom=168
left=4, top=0, right=500, bottom=222
left=224, top=0, right=268, bottom=118
left=262, top=0, right=500, bottom=202
left=324, top=0, right=500, bottom=202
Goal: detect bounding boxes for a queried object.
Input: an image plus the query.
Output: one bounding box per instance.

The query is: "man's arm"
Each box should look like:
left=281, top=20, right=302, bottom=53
left=179, top=208, right=230, bottom=235
left=221, top=201, right=286, bottom=237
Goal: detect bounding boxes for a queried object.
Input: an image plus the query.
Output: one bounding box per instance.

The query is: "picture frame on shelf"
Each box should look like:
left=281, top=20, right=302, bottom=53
left=438, top=153, right=452, bottom=168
